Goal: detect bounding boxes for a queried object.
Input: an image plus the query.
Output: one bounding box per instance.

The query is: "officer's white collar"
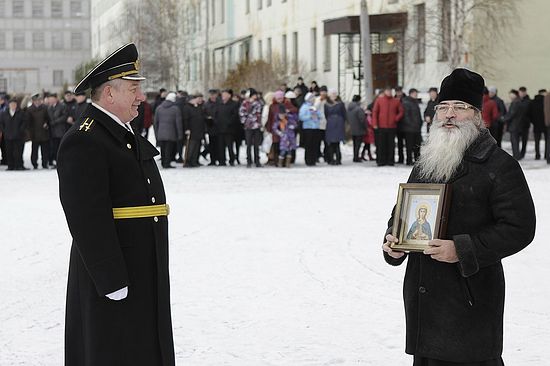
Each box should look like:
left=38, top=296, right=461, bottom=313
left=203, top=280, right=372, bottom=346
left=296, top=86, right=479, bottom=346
left=92, top=102, right=134, bottom=134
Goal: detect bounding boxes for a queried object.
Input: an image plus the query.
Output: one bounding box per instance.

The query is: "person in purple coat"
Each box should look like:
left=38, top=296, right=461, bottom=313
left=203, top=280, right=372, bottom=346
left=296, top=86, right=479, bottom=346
left=273, top=104, right=298, bottom=167
left=324, top=89, right=347, bottom=165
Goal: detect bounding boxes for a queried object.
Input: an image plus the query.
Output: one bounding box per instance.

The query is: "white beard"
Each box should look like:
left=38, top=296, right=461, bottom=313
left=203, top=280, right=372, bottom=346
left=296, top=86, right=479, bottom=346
left=417, top=116, right=482, bottom=182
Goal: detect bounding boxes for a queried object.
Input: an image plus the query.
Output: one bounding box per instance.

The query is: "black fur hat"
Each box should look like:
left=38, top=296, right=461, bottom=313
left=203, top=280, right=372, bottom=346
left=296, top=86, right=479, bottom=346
left=438, top=68, right=484, bottom=109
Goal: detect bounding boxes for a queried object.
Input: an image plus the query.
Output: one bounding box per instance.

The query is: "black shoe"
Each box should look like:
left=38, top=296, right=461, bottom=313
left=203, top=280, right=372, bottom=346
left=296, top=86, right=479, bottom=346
left=208, top=162, right=217, bottom=166
left=535, top=154, right=541, bottom=160
left=15, top=166, right=28, bottom=171
left=175, top=157, right=184, bottom=163
left=255, top=162, right=262, bottom=168
left=33, top=165, right=38, bottom=169
left=162, top=165, right=175, bottom=169
left=247, top=163, right=252, bottom=168
left=229, top=161, right=235, bottom=166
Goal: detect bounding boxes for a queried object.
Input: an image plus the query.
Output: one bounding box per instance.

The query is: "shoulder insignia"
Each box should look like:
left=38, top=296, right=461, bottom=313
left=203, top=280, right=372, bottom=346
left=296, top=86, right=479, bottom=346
left=79, top=118, right=95, bottom=132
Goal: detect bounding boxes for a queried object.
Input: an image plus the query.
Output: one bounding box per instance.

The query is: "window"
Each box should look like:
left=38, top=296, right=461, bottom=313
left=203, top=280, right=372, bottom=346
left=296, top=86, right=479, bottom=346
left=70, top=1, right=82, bottom=17
left=52, top=32, right=63, bottom=49
left=267, top=0, right=271, bottom=6
left=267, top=37, right=272, bottom=63
left=51, top=0, right=62, bottom=17
left=221, top=0, right=224, bottom=23
left=13, top=0, right=25, bottom=17
left=33, top=32, right=45, bottom=48
left=0, top=32, right=5, bottom=50
left=323, top=35, right=331, bottom=71
left=257, top=0, right=262, bottom=10
left=0, top=78, right=7, bottom=92
left=0, top=1, right=5, bottom=17
left=415, top=3, right=426, bottom=63
left=310, top=27, right=317, bottom=71
left=258, top=39, right=262, bottom=60
left=13, top=32, right=25, bottom=50
left=245, top=0, right=249, bottom=14
left=53, top=70, right=63, bottom=86
left=292, top=32, right=298, bottom=72
left=32, top=0, right=44, bottom=17
left=211, top=0, right=215, bottom=26
left=71, top=32, right=82, bottom=49
left=438, top=0, right=451, bottom=61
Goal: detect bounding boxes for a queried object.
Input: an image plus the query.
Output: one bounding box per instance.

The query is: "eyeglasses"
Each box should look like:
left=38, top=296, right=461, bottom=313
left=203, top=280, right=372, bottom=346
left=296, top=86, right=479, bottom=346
left=434, top=103, right=477, bottom=115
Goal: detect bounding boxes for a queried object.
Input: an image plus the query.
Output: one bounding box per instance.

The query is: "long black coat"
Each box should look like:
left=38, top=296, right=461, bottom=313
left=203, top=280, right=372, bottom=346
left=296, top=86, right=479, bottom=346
left=400, top=96, right=423, bottom=133
left=27, top=104, right=51, bottom=142
left=0, top=108, right=28, bottom=140
left=215, top=99, right=239, bottom=135
left=48, top=103, right=68, bottom=138
left=182, top=102, right=206, bottom=141
left=57, top=104, right=175, bottom=366
left=384, top=130, right=535, bottom=362
left=528, top=94, right=546, bottom=133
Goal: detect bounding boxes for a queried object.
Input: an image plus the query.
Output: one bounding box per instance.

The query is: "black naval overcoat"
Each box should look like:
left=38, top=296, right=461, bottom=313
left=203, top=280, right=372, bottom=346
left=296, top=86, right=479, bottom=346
left=384, top=130, right=536, bottom=363
left=57, top=104, right=175, bottom=366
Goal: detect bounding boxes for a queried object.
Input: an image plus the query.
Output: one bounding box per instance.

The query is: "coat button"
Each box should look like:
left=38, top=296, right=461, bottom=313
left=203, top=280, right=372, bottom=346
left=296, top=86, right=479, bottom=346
left=151, top=197, right=156, bottom=203
left=154, top=216, right=158, bottom=222
left=419, top=286, right=427, bottom=294
left=147, top=178, right=151, bottom=184
left=126, top=143, right=132, bottom=149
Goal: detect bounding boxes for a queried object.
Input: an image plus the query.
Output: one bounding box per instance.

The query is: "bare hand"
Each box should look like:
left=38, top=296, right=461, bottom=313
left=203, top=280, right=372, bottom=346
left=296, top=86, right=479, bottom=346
left=423, top=239, right=458, bottom=263
left=382, top=234, right=405, bottom=259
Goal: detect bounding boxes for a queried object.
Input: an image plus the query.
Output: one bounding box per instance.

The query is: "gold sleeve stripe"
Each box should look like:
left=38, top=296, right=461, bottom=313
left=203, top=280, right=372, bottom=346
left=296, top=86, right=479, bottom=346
left=112, top=204, right=170, bottom=219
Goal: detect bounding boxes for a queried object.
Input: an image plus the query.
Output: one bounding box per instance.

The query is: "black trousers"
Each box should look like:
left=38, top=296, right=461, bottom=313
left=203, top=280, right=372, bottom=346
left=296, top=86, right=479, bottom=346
left=6, top=139, right=24, bottom=169
left=534, top=129, right=547, bottom=159
left=245, top=129, right=262, bottom=165
left=396, top=130, right=406, bottom=163
left=208, top=134, right=219, bottom=164
left=376, top=128, right=396, bottom=166
left=175, top=139, right=184, bottom=161
left=405, top=132, right=421, bottom=164
left=510, top=131, right=521, bottom=160
left=31, top=141, right=50, bottom=168
left=159, top=140, right=176, bottom=167
left=326, top=142, right=341, bottom=164
left=352, top=135, right=364, bottom=161
left=302, top=129, right=320, bottom=166
left=520, top=126, right=529, bottom=158
left=318, top=130, right=326, bottom=161
left=547, top=126, right=550, bottom=164
left=50, top=137, right=62, bottom=164
left=185, top=139, right=201, bottom=167
left=217, top=133, right=235, bottom=165
left=0, top=136, right=6, bottom=164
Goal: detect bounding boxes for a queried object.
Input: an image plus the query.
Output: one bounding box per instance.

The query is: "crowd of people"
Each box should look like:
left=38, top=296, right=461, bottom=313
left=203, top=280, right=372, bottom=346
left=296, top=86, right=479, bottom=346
left=1, top=77, right=549, bottom=171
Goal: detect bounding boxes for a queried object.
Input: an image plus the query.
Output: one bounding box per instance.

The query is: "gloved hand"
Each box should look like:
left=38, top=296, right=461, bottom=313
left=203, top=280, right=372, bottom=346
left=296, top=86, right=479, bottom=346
left=106, top=286, right=128, bottom=301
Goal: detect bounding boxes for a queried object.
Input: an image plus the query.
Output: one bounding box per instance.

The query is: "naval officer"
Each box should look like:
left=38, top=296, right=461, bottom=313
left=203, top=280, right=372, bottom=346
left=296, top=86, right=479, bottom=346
left=57, top=43, right=175, bottom=366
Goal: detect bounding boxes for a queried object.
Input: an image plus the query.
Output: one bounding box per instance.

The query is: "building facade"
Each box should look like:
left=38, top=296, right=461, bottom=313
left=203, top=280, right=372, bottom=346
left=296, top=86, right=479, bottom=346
left=91, top=0, right=550, bottom=102
left=0, top=0, right=91, bottom=94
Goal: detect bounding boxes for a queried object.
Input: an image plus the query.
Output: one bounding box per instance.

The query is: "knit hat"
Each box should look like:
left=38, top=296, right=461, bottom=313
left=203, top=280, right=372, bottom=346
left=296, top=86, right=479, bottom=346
left=284, top=91, right=296, bottom=99
left=166, top=92, right=176, bottom=102
left=304, top=92, right=315, bottom=102
left=437, top=68, right=484, bottom=110
left=274, top=90, right=285, bottom=99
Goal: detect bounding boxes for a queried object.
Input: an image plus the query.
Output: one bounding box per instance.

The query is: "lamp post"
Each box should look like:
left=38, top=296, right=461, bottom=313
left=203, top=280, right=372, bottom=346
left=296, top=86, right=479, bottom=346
left=360, top=0, right=373, bottom=105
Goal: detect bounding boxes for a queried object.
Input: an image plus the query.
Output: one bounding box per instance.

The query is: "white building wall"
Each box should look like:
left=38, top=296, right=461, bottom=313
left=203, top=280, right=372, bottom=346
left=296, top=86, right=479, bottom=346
left=0, top=0, right=91, bottom=94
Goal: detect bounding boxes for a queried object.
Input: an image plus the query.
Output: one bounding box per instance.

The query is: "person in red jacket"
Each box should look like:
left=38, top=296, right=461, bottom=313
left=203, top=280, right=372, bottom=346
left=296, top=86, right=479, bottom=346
left=372, top=86, right=404, bottom=166
left=482, top=87, right=500, bottom=140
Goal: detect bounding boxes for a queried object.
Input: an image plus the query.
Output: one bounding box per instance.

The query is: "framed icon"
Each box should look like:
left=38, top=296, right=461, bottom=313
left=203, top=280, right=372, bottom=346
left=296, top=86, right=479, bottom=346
left=390, top=183, right=452, bottom=252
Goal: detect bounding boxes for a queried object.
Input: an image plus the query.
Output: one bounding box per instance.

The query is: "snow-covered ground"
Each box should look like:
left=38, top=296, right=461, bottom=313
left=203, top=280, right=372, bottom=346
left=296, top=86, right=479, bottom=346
left=1, top=141, right=549, bottom=365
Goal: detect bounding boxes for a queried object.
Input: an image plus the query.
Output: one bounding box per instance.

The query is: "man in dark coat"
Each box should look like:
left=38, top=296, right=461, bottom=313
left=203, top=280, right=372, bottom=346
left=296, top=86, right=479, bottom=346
left=27, top=94, right=51, bottom=169
left=215, top=89, right=239, bottom=166
left=423, top=87, right=438, bottom=133
left=488, top=86, right=506, bottom=147
left=0, top=98, right=28, bottom=170
left=204, top=89, right=220, bottom=165
left=502, top=89, right=523, bottom=160
left=527, top=89, right=547, bottom=160
left=47, top=93, right=68, bottom=166
left=73, top=91, right=90, bottom=121
left=400, top=88, right=423, bottom=165
left=182, top=93, right=206, bottom=167
left=347, top=95, right=366, bottom=162
left=0, top=93, right=8, bottom=165
left=383, top=68, right=536, bottom=366
left=517, top=87, right=531, bottom=159
left=154, top=92, right=183, bottom=168
left=57, top=43, right=175, bottom=366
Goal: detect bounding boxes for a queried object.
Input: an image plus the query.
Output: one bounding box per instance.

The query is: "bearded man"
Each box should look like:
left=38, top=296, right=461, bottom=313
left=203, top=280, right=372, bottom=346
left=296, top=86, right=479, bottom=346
left=382, top=68, right=536, bottom=366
